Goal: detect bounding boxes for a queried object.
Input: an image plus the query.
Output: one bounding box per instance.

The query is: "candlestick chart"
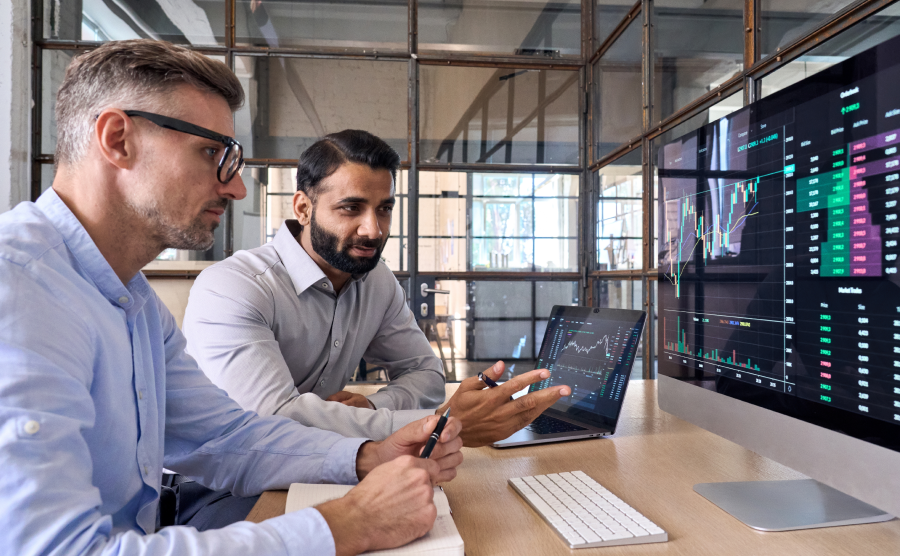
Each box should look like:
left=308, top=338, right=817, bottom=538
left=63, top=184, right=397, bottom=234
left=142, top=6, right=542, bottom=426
left=662, top=175, right=763, bottom=298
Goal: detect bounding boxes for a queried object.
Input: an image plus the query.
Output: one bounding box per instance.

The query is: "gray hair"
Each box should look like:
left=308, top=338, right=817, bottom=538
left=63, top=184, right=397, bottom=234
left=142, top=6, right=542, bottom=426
left=55, top=39, right=244, bottom=169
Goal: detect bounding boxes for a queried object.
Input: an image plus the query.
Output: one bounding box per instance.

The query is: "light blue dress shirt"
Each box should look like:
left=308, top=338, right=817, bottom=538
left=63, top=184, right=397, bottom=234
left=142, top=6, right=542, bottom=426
left=0, top=189, right=367, bottom=556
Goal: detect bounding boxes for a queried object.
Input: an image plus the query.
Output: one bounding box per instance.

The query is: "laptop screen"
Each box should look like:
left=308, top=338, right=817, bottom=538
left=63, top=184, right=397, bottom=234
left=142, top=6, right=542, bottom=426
left=528, top=306, right=647, bottom=428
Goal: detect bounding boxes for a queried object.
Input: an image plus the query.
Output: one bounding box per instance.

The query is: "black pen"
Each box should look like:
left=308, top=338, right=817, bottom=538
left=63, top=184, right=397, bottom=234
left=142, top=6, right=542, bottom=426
left=420, top=407, right=451, bottom=459
left=479, top=371, right=514, bottom=401
left=478, top=371, right=499, bottom=388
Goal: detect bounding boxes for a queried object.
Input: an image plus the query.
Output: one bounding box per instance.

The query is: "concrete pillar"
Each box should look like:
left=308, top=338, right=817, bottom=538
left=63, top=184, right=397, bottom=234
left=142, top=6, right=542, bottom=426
left=0, top=0, right=30, bottom=213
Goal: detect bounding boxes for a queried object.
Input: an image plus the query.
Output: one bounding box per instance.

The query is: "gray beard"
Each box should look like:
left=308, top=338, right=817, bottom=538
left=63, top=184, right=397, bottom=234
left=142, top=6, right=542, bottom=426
left=126, top=197, right=221, bottom=251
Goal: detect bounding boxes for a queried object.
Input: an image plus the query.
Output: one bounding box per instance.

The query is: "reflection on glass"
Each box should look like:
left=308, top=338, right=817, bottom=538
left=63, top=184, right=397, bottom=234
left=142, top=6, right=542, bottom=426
left=473, top=320, right=533, bottom=360
left=432, top=280, right=469, bottom=363
left=259, top=167, right=407, bottom=271
left=420, top=66, right=579, bottom=165
left=471, top=174, right=578, bottom=271
left=419, top=0, right=581, bottom=57
left=469, top=280, right=578, bottom=361
left=44, top=0, right=225, bottom=44
left=597, top=200, right=640, bottom=238
left=419, top=171, right=468, bottom=272
left=761, top=0, right=857, bottom=58
left=594, top=1, right=636, bottom=51
left=419, top=172, right=578, bottom=272
left=650, top=91, right=743, bottom=268
left=235, top=0, right=406, bottom=51
left=760, top=5, right=900, bottom=99
left=593, top=16, right=642, bottom=161
left=471, top=238, right=533, bottom=270
left=592, top=278, right=643, bottom=359
left=417, top=280, right=579, bottom=374
left=593, top=278, right=642, bottom=309
left=40, top=163, right=54, bottom=195
left=535, top=281, right=580, bottom=316
left=596, top=148, right=642, bottom=270
left=233, top=168, right=263, bottom=253
left=473, top=281, right=533, bottom=318
left=234, top=56, right=408, bottom=161
left=652, top=0, right=743, bottom=123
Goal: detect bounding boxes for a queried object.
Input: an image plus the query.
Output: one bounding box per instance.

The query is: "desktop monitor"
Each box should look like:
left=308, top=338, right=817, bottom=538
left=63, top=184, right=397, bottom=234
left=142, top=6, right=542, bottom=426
left=656, top=33, right=900, bottom=528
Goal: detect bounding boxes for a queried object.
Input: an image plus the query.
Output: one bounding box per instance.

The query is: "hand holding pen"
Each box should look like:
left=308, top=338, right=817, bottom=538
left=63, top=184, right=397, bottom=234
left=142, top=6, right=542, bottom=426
left=421, top=407, right=451, bottom=459
left=358, top=409, right=463, bottom=484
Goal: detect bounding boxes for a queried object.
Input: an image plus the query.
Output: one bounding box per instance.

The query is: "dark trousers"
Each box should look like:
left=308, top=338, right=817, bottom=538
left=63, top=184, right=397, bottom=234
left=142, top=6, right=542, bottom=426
left=157, top=474, right=261, bottom=532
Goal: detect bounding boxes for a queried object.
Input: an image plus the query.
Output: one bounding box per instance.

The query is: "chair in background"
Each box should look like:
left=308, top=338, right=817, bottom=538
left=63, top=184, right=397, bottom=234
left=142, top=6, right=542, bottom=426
left=353, top=359, right=388, bottom=382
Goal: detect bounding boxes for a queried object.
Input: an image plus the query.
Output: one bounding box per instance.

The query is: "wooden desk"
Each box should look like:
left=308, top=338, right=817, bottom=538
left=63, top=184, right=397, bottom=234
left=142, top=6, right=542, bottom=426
left=247, top=381, right=900, bottom=555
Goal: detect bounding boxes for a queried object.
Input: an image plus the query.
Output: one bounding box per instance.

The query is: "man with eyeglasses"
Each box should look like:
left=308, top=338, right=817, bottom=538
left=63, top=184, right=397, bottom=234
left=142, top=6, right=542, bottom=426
left=0, top=39, right=463, bottom=556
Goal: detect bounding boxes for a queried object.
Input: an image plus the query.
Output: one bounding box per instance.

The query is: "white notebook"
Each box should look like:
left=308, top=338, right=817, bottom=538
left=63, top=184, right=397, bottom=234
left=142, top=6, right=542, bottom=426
left=286, top=483, right=464, bottom=556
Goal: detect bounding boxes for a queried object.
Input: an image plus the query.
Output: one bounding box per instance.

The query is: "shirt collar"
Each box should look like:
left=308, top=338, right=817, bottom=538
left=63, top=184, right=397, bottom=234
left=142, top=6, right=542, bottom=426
left=273, top=220, right=329, bottom=296
left=273, top=220, right=372, bottom=297
left=36, top=188, right=150, bottom=312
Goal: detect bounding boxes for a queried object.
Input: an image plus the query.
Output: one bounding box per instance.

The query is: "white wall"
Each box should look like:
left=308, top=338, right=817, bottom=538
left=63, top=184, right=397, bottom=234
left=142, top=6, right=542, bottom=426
left=0, top=0, right=30, bottom=213
left=148, top=279, right=195, bottom=330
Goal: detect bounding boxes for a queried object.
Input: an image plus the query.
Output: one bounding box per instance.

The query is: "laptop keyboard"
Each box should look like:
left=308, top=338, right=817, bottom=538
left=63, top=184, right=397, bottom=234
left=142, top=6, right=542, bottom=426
left=510, top=471, right=668, bottom=548
left=524, top=414, right=588, bottom=435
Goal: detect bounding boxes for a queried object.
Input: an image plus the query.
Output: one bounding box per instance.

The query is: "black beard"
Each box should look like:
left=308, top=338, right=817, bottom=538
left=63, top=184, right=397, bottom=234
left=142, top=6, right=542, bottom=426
left=309, top=209, right=385, bottom=275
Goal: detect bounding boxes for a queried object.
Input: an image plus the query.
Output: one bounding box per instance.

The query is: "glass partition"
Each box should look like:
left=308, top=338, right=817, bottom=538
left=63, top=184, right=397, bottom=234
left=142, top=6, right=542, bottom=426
left=594, top=1, right=636, bottom=51
left=43, top=0, right=226, bottom=45
left=595, top=148, right=642, bottom=270
left=235, top=0, right=407, bottom=51
left=760, top=5, right=900, bottom=99
left=420, top=65, right=580, bottom=165
left=652, top=0, right=743, bottom=123
left=40, top=50, right=78, bottom=156
left=760, top=0, right=857, bottom=58
left=234, top=56, right=408, bottom=161
left=419, top=0, right=581, bottom=58
left=592, top=16, right=642, bottom=161
left=419, top=171, right=579, bottom=272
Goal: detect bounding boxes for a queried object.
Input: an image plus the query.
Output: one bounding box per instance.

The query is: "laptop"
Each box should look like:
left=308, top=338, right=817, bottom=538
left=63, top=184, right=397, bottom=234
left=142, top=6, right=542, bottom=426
left=492, top=305, right=647, bottom=448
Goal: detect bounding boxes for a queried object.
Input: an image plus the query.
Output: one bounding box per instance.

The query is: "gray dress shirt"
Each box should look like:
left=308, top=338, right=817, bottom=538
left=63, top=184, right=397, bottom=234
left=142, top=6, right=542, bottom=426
left=183, top=220, right=444, bottom=439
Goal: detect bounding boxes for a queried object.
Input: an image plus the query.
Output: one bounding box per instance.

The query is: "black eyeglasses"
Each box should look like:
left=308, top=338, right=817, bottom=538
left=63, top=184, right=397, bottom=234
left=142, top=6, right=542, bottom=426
left=123, top=110, right=245, bottom=184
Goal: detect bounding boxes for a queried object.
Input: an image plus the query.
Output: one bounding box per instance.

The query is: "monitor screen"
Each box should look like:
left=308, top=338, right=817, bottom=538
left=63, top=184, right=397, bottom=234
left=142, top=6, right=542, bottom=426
left=529, top=306, right=645, bottom=427
left=657, top=34, right=900, bottom=453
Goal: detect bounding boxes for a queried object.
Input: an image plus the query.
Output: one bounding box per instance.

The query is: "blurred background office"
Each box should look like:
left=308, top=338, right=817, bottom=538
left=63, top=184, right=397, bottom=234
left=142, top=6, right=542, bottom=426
left=3, top=0, right=900, bottom=380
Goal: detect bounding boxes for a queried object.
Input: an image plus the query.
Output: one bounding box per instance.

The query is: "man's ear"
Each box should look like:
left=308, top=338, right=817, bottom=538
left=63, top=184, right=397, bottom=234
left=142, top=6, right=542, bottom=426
left=95, top=109, right=136, bottom=171
left=293, top=190, right=313, bottom=226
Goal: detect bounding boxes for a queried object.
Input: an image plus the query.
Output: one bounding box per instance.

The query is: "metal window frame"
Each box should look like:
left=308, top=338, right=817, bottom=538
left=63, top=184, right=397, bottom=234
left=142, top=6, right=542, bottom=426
left=28, top=0, right=900, bottom=374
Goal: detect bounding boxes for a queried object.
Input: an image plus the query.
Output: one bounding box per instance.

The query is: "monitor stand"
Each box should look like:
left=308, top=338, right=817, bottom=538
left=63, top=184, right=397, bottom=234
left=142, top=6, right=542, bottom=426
left=694, top=479, right=895, bottom=531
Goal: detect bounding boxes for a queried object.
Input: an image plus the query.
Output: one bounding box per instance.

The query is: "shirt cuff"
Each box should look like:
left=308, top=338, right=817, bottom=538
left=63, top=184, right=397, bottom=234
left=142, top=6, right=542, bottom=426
left=390, top=409, right=436, bottom=434
left=322, top=436, right=368, bottom=485
left=365, top=391, right=396, bottom=410
left=262, top=507, right=336, bottom=556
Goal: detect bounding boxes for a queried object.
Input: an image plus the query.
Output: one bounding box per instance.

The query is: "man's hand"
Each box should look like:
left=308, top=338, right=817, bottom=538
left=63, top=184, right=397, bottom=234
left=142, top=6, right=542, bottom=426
left=437, top=361, right=571, bottom=447
left=326, top=390, right=374, bottom=409
left=355, top=414, right=463, bottom=484
left=316, top=456, right=438, bottom=556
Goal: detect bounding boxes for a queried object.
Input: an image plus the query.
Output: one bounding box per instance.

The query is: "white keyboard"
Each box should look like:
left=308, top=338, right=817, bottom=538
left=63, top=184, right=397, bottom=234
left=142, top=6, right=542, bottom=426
left=509, top=471, right=668, bottom=549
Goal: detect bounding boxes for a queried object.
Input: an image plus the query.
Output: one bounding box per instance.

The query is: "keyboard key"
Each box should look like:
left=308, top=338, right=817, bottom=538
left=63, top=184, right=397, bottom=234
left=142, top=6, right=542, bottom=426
left=525, top=414, right=588, bottom=435
left=581, top=531, right=603, bottom=543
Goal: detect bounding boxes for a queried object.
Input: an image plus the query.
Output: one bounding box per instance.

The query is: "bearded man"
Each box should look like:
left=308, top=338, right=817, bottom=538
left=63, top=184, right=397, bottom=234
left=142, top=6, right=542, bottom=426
left=183, top=130, right=571, bottom=444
